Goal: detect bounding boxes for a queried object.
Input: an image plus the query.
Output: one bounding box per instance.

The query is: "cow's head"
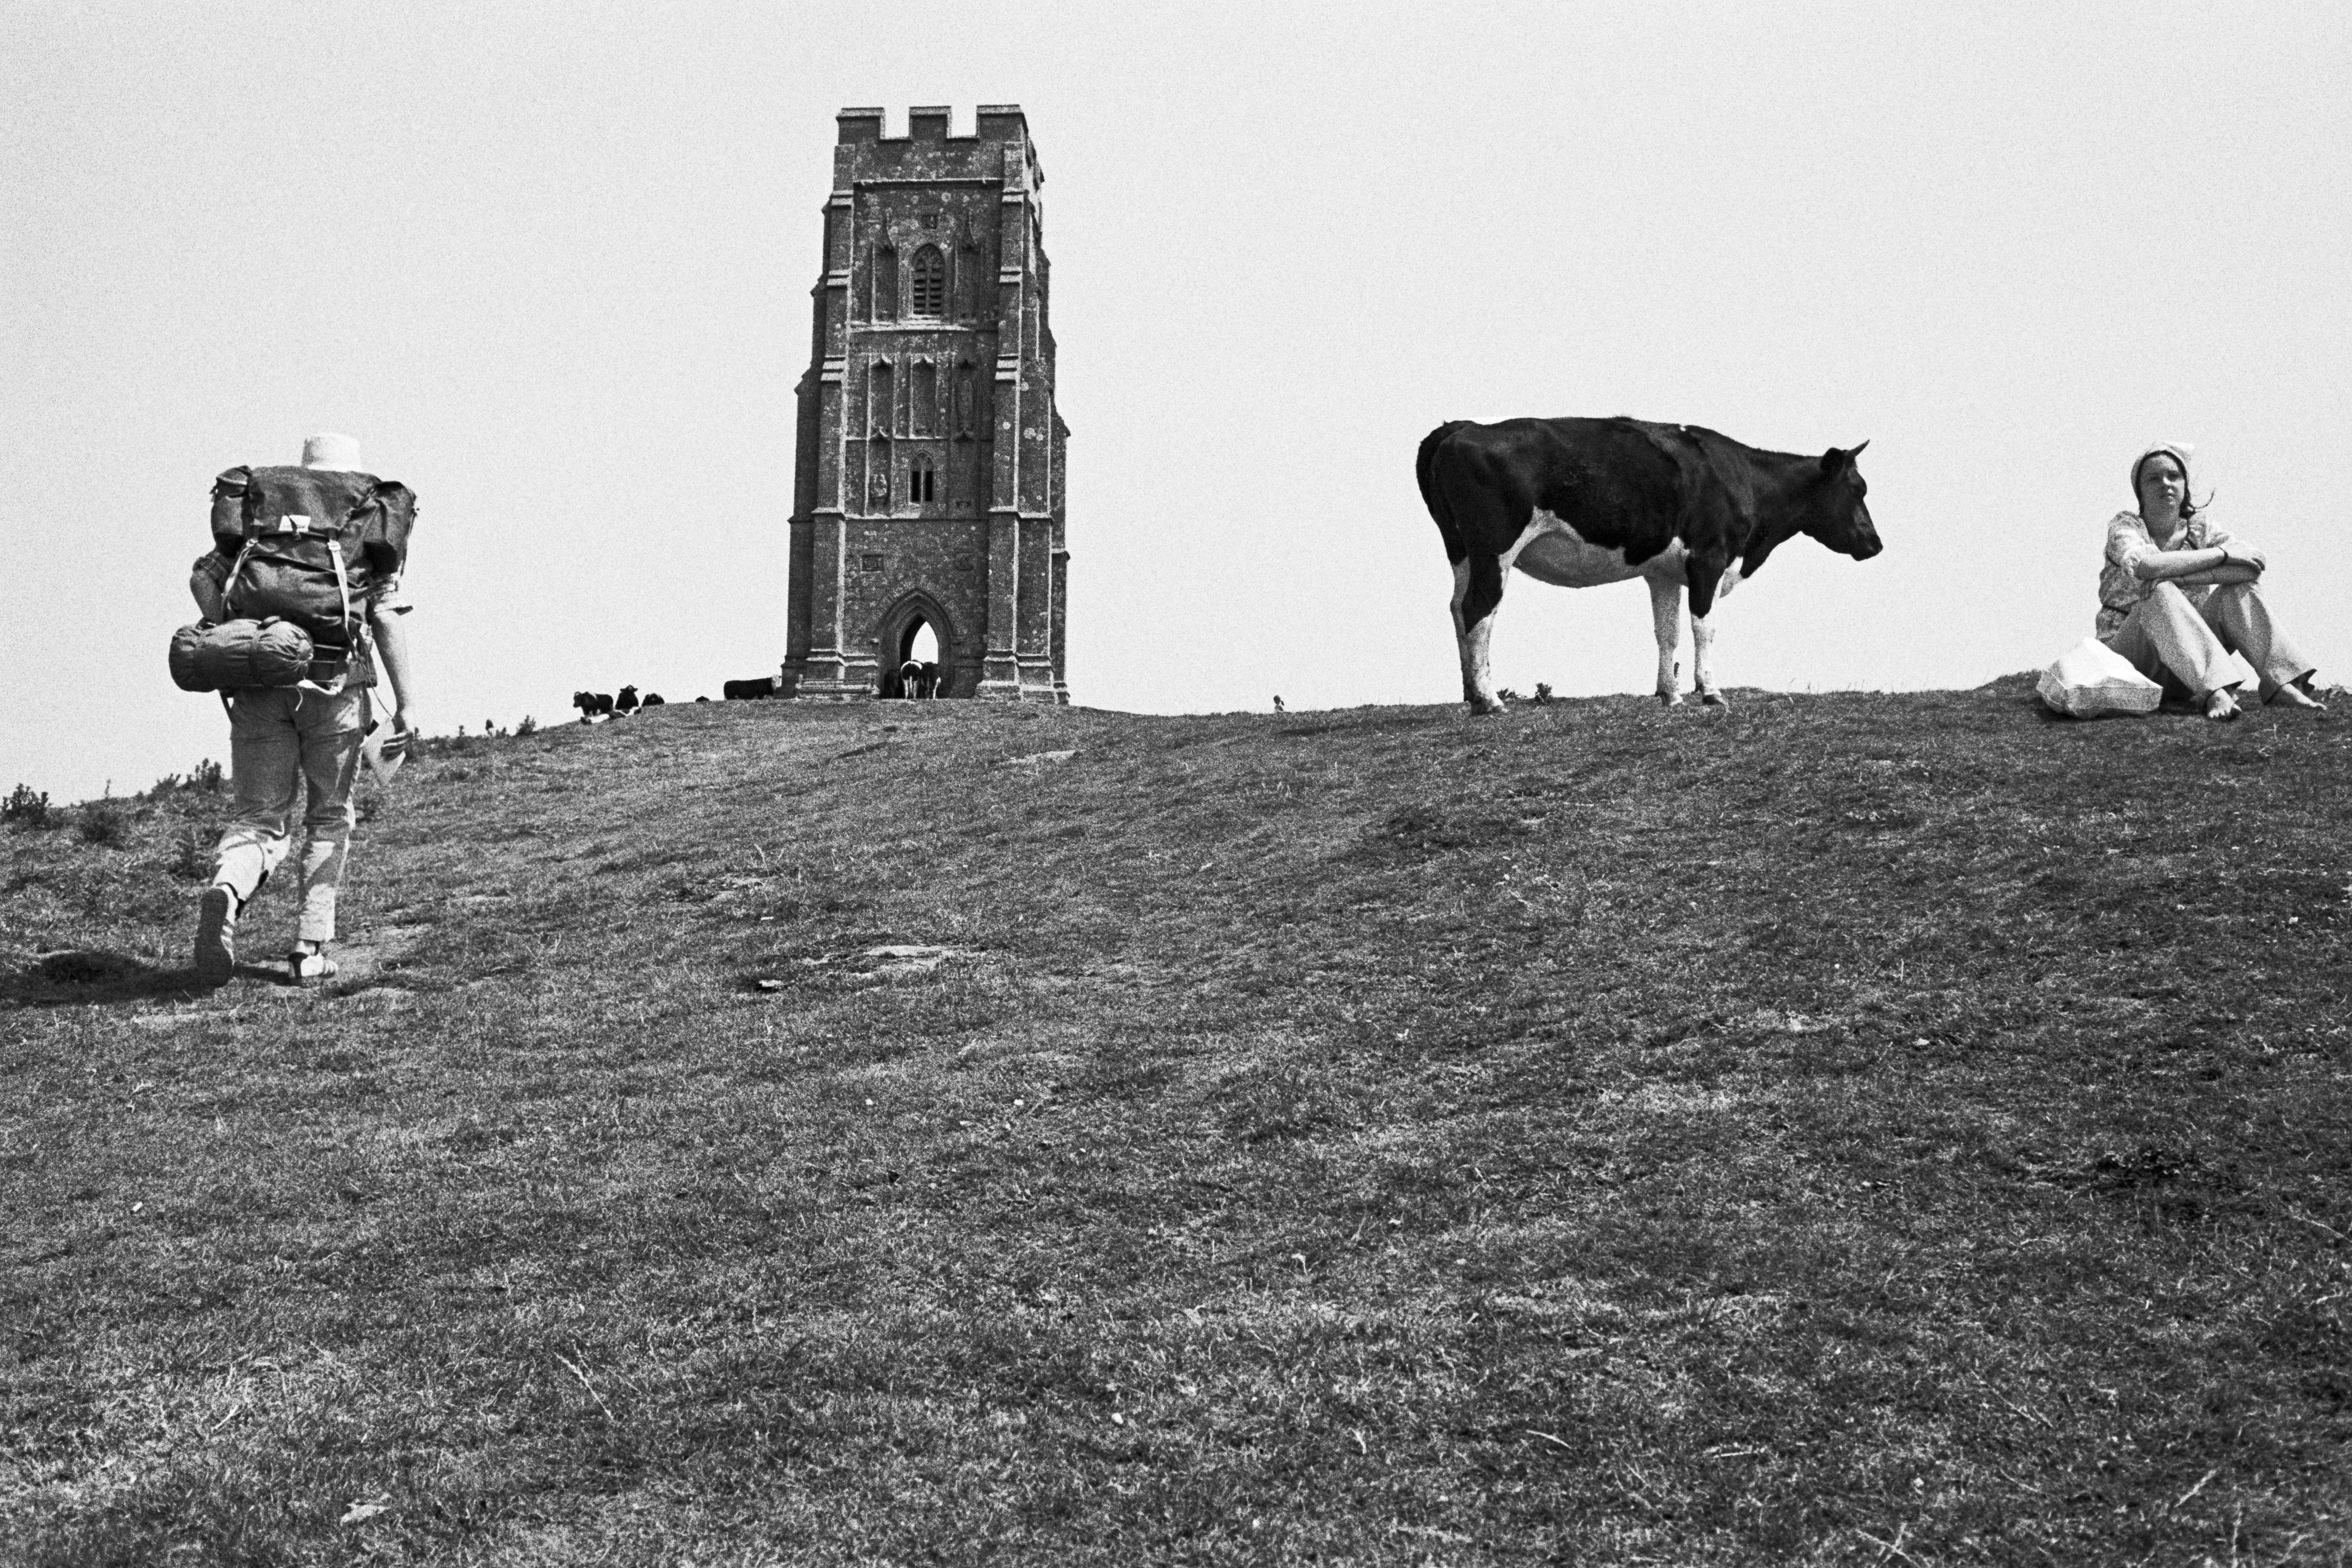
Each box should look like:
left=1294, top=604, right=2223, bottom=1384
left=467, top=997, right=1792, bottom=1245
left=1807, top=442, right=1883, bottom=559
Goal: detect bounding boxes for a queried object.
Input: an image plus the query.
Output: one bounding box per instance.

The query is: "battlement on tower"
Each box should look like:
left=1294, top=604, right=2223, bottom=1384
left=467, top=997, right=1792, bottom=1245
left=835, top=105, right=1031, bottom=144
left=832, top=104, right=1041, bottom=188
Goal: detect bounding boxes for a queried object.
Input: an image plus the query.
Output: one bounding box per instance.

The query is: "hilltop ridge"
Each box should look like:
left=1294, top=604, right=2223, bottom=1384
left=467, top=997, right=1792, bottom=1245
left=4, top=686, right=2349, bottom=1562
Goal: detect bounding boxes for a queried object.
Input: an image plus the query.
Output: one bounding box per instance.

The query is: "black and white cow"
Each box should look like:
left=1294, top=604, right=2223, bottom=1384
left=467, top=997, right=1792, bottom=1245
left=1416, top=418, right=1882, bottom=713
left=614, top=685, right=641, bottom=714
left=572, top=690, right=615, bottom=721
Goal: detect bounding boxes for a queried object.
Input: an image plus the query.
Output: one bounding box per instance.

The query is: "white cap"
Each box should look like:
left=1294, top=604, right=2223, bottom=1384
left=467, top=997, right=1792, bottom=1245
left=2130, top=442, right=2193, bottom=498
left=301, top=432, right=362, bottom=471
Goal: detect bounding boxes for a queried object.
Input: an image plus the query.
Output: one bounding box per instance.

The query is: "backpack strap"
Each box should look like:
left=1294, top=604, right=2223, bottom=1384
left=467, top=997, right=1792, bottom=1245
left=219, top=539, right=259, bottom=618
left=327, top=538, right=354, bottom=640
left=295, top=538, right=359, bottom=695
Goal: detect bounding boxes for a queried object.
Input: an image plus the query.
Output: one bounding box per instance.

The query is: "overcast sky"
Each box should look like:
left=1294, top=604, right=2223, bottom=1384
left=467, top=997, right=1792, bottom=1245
left=4, top=1, right=2346, bottom=802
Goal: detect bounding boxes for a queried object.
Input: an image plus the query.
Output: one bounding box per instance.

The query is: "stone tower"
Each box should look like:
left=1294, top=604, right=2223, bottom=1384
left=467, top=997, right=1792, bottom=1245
left=783, top=104, right=1070, bottom=702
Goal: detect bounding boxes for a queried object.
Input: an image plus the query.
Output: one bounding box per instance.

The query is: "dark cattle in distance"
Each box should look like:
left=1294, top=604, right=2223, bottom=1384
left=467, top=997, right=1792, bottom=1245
left=615, top=685, right=641, bottom=714
left=572, top=690, right=615, bottom=721
left=1417, top=417, right=1882, bottom=713
left=641, top=693, right=665, bottom=707
left=723, top=676, right=779, bottom=700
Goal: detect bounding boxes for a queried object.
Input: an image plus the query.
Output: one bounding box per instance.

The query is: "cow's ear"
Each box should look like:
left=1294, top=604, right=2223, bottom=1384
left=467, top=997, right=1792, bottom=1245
left=1820, top=447, right=1850, bottom=474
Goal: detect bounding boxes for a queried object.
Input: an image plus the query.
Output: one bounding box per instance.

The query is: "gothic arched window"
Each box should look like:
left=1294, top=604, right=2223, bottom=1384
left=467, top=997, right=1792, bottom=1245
left=909, top=245, right=946, bottom=317
left=868, top=360, right=894, bottom=435
left=908, top=454, right=937, bottom=505
left=953, top=363, right=976, bottom=435
left=874, top=246, right=899, bottom=318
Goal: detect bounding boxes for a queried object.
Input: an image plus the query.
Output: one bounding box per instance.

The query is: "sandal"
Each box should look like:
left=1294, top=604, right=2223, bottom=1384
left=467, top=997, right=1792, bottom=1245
left=288, top=948, right=339, bottom=985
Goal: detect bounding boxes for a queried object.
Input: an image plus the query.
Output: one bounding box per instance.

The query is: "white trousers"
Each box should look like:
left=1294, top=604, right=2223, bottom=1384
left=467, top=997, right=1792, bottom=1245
left=2103, top=581, right=2313, bottom=700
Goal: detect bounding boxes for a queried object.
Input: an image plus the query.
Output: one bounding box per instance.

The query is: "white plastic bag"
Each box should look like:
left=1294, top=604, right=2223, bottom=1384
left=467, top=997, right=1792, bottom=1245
left=2037, top=636, right=2162, bottom=718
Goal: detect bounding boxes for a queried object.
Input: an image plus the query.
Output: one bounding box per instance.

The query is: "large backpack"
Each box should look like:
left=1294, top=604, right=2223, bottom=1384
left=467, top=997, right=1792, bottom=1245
left=207, top=466, right=416, bottom=684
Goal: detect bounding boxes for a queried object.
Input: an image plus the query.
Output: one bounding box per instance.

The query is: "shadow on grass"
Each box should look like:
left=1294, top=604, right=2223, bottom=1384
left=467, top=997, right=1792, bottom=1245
left=2, top=949, right=205, bottom=1007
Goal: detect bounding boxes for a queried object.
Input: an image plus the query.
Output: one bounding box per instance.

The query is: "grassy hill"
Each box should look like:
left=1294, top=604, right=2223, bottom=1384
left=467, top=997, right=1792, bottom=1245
left=4, top=686, right=2349, bottom=1565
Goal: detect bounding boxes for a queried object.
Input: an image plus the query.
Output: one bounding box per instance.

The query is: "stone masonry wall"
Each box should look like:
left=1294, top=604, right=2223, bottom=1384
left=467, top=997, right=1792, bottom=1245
left=784, top=105, right=1068, bottom=703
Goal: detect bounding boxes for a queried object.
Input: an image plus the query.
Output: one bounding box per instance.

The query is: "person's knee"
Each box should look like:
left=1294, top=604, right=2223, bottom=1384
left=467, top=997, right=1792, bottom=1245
left=2145, top=581, right=2191, bottom=609
left=304, top=803, right=355, bottom=835
left=225, top=801, right=296, bottom=834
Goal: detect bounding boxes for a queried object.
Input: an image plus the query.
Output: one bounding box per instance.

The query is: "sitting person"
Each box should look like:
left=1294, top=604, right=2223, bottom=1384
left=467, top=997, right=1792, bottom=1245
left=2099, top=443, right=2323, bottom=721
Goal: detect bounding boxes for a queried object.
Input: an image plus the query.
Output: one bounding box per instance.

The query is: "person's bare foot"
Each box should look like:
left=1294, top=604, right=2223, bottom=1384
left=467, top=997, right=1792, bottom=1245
left=2267, top=678, right=2327, bottom=711
left=2204, top=689, right=2242, bottom=722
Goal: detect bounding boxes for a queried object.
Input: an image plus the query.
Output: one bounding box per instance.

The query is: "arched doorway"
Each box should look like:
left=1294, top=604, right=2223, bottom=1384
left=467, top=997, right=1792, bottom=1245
left=877, top=595, right=952, bottom=698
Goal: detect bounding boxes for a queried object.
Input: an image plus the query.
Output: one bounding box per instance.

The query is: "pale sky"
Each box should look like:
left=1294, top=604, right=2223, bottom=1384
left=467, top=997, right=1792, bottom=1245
left=5, top=1, right=2346, bottom=802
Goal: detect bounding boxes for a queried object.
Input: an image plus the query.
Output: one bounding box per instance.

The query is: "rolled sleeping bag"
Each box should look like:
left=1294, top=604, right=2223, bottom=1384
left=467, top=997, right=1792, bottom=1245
left=169, top=618, right=316, bottom=693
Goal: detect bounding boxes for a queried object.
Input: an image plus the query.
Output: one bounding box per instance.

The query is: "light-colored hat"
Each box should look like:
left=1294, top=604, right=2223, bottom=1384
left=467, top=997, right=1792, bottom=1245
left=301, top=432, right=362, bottom=471
left=2131, top=442, right=2193, bottom=498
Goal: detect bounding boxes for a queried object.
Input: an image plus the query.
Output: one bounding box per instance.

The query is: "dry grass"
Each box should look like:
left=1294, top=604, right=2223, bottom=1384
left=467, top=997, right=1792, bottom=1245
left=3, top=683, right=2349, bottom=1564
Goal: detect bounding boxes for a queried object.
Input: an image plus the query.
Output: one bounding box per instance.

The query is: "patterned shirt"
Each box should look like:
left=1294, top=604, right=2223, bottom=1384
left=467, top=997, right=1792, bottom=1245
left=2097, top=511, right=2262, bottom=638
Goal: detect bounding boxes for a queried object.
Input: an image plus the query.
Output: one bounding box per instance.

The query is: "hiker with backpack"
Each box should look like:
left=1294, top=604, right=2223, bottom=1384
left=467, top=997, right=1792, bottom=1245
left=176, top=433, right=419, bottom=986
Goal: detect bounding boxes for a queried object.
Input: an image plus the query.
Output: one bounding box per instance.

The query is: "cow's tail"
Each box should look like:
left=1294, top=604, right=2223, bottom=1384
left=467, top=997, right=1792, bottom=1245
left=1416, top=421, right=1474, bottom=564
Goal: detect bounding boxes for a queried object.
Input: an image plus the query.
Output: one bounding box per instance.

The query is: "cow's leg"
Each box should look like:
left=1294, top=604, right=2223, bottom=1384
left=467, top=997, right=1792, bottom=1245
left=1692, top=612, right=1727, bottom=705
left=1646, top=573, right=1683, bottom=706
left=1450, top=553, right=1508, bottom=713
left=1687, top=554, right=1730, bottom=706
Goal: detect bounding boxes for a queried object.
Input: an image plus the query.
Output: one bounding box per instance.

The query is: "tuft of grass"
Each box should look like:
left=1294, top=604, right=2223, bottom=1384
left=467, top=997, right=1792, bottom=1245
left=3, top=684, right=2348, bottom=1563
left=144, top=761, right=220, bottom=800
left=3, top=783, right=53, bottom=829
left=74, top=797, right=131, bottom=847
left=167, top=822, right=211, bottom=880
